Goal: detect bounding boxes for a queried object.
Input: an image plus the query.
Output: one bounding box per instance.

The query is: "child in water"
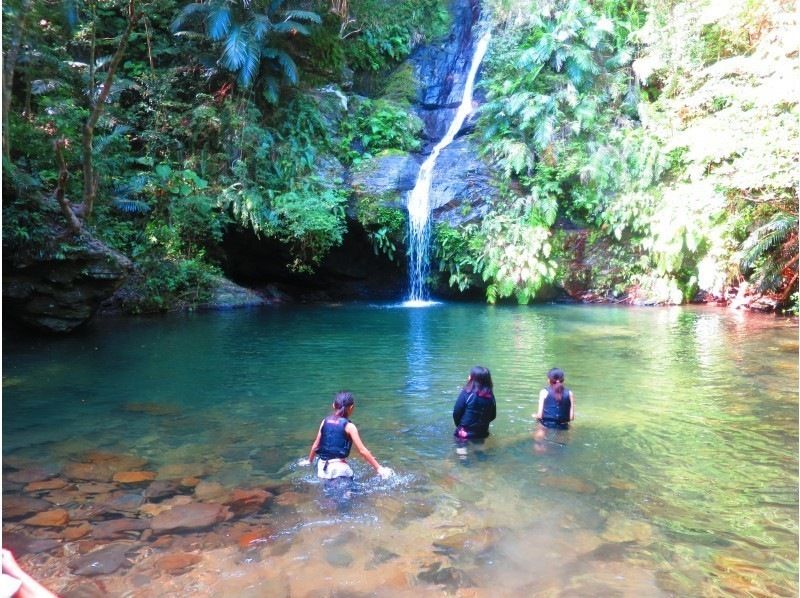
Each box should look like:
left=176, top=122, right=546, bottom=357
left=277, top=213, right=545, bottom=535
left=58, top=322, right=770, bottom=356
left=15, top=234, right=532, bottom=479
left=534, top=367, right=575, bottom=430
left=453, top=366, right=497, bottom=440
left=301, top=391, right=394, bottom=480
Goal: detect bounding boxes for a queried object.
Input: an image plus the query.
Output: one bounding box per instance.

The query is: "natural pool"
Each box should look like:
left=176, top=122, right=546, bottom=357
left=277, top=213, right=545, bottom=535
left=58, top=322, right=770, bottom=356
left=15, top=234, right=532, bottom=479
left=3, top=304, right=798, bottom=596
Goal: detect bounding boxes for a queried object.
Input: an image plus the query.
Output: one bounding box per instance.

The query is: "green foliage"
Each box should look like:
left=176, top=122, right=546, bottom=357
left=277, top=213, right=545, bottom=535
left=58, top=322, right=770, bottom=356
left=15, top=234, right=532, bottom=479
left=343, top=0, right=450, bottom=73
left=171, top=0, right=321, bottom=90
left=360, top=206, right=406, bottom=262
left=736, top=203, right=798, bottom=295
left=699, top=22, right=752, bottom=65
left=338, top=99, right=422, bottom=164
left=432, top=223, right=484, bottom=292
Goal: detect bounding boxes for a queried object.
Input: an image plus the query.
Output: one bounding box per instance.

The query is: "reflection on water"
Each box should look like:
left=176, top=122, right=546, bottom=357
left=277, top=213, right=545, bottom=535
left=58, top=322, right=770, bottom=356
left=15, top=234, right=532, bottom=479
left=2, top=305, right=798, bottom=596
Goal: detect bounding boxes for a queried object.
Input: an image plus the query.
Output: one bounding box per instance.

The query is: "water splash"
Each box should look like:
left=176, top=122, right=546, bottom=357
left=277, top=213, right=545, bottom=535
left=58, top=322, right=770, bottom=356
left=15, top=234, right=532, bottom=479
left=405, top=30, right=492, bottom=304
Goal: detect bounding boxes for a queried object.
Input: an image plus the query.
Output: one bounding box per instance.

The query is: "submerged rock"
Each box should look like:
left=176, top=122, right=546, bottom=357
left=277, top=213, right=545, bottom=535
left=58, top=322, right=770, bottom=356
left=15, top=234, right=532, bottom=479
left=150, top=503, right=230, bottom=533
left=68, top=542, right=133, bottom=576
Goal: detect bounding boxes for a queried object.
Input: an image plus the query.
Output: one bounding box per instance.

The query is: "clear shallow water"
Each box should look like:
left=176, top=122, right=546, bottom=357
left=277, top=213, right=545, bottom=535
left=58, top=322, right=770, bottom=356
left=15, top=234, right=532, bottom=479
left=3, top=304, right=798, bottom=596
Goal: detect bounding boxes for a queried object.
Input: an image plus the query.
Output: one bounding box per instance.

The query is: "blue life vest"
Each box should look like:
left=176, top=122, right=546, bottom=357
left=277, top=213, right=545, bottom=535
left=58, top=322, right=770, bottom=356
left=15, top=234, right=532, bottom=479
left=316, top=416, right=352, bottom=459
left=541, top=387, right=571, bottom=426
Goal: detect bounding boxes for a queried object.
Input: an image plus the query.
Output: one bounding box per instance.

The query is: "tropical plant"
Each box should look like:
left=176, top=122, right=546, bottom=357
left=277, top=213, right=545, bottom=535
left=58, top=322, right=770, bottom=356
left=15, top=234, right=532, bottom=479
left=737, top=208, right=798, bottom=306
left=171, top=0, right=321, bottom=100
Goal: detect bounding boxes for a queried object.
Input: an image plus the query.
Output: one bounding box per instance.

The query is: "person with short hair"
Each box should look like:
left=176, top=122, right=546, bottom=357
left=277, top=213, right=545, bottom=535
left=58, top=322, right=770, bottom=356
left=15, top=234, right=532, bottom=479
left=301, top=391, right=393, bottom=480
left=453, top=365, right=497, bottom=440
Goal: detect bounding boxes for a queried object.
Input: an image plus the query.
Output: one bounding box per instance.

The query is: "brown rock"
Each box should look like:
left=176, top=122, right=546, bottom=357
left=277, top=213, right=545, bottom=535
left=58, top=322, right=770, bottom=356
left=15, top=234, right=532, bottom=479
left=76, top=482, right=118, bottom=494
left=24, top=478, right=68, bottom=493
left=113, top=471, right=156, bottom=484
left=64, top=463, right=115, bottom=483
left=3, top=495, right=52, bottom=519
left=236, top=527, right=273, bottom=550
left=224, top=488, right=271, bottom=515
left=150, top=503, right=230, bottom=533
left=193, top=480, right=227, bottom=501
left=63, top=523, right=93, bottom=541
left=157, top=463, right=206, bottom=479
left=84, top=452, right=147, bottom=470
left=91, top=518, right=150, bottom=539
left=273, top=491, right=306, bottom=507
left=150, top=535, right=175, bottom=549
left=154, top=552, right=202, bottom=575
left=5, top=468, right=57, bottom=484
left=23, top=508, right=70, bottom=527
left=180, top=477, right=200, bottom=488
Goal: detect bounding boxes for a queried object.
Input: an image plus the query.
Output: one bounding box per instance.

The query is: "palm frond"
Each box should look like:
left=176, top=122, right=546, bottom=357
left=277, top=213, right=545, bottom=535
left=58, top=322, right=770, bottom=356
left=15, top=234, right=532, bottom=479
left=237, top=46, right=261, bottom=87
left=249, top=14, right=273, bottom=40
left=171, top=2, right=210, bottom=33
left=282, top=10, right=321, bottom=24
left=221, top=25, right=250, bottom=71
left=263, top=47, right=297, bottom=84
left=274, top=21, right=310, bottom=36
left=31, top=79, right=65, bottom=95
left=207, top=4, right=233, bottom=41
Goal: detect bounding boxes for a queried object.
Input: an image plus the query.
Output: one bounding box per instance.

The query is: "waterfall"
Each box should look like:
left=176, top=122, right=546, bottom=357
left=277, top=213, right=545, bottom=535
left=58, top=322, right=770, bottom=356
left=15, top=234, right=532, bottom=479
left=405, top=30, right=492, bottom=306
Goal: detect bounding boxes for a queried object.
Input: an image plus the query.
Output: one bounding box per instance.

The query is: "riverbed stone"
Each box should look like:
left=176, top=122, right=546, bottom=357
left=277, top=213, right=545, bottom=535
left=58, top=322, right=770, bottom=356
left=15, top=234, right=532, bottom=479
left=272, top=491, right=307, bottom=508
left=63, top=523, right=93, bottom=541
left=157, top=463, right=207, bottom=480
left=63, top=463, right=115, bottom=483
left=144, top=479, right=182, bottom=500
left=68, top=542, right=133, bottom=576
left=150, top=503, right=230, bottom=533
left=113, top=471, right=157, bottom=485
left=193, top=480, right=227, bottom=501
left=24, top=478, right=69, bottom=493
left=5, top=467, right=58, bottom=485
left=224, top=488, right=271, bottom=515
left=99, top=492, right=145, bottom=514
left=3, top=495, right=52, bottom=519
left=540, top=475, right=597, bottom=494
left=154, top=552, right=202, bottom=575
left=22, top=508, right=70, bottom=527
left=2, top=531, right=61, bottom=555
left=600, top=512, right=654, bottom=545
left=76, top=482, right=118, bottom=494
left=91, top=517, right=150, bottom=539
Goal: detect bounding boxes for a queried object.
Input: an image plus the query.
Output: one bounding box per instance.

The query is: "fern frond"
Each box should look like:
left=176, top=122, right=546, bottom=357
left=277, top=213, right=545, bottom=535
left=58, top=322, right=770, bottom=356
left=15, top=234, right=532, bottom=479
left=207, top=4, right=233, bottom=41
left=112, top=199, right=151, bottom=214
left=31, top=79, right=65, bottom=95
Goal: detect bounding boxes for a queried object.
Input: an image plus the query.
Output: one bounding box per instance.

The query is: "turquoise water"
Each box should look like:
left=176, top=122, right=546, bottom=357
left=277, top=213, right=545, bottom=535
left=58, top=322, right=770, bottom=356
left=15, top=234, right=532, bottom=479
left=3, top=304, right=798, bottom=595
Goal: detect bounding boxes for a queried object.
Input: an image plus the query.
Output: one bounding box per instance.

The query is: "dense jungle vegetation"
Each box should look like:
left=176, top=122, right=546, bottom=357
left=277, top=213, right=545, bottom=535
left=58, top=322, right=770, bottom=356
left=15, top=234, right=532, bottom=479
left=3, top=0, right=798, bottom=314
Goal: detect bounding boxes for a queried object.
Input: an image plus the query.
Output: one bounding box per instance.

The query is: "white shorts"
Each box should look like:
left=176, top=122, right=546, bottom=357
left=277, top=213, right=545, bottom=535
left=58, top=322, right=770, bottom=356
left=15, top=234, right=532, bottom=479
left=316, top=458, right=353, bottom=480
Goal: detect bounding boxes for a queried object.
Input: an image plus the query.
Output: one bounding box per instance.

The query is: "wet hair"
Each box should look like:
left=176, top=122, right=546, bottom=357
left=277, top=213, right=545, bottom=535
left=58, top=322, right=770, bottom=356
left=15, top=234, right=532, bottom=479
left=548, top=367, right=565, bottom=383
left=465, top=365, right=493, bottom=396
left=332, top=391, right=355, bottom=417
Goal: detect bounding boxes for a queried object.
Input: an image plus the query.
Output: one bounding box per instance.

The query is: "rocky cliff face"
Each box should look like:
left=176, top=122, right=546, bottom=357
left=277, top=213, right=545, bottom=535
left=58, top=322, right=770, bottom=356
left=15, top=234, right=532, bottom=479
left=3, top=233, right=132, bottom=333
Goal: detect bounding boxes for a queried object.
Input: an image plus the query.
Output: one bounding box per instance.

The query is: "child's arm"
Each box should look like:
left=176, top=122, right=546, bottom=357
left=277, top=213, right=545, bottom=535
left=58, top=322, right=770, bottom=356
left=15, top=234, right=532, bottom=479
left=569, top=391, right=575, bottom=421
left=306, top=422, right=324, bottom=463
left=534, top=389, right=547, bottom=420
left=345, top=423, right=381, bottom=470
left=346, top=422, right=394, bottom=479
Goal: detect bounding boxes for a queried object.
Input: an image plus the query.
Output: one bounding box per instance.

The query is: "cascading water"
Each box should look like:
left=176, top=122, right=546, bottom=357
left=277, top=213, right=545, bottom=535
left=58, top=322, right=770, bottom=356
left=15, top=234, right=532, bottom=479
left=404, top=30, right=492, bottom=307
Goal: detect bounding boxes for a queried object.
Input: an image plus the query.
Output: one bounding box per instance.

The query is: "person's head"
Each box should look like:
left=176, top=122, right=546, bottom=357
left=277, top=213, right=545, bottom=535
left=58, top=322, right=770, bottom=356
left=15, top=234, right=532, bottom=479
left=332, top=391, right=355, bottom=417
left=547, top=367, right=565, bottom=389
left=466, top=365, right=493, bottom=394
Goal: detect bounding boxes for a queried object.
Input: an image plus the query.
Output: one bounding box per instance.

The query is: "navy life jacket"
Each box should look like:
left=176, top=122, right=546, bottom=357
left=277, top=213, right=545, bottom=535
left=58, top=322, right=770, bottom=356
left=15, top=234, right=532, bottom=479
left=541, top=387, right=571, bottom=425
left=316, top=416, right=352, bottom=460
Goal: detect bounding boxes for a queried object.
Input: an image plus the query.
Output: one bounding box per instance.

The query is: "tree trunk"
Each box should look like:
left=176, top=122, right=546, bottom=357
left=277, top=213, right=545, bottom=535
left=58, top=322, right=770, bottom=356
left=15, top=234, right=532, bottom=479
left=54, top=139, right=84, bottom=234
left=80, top=0, right=139, bottom=221
left=2, top=0, right=33, bottom=160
